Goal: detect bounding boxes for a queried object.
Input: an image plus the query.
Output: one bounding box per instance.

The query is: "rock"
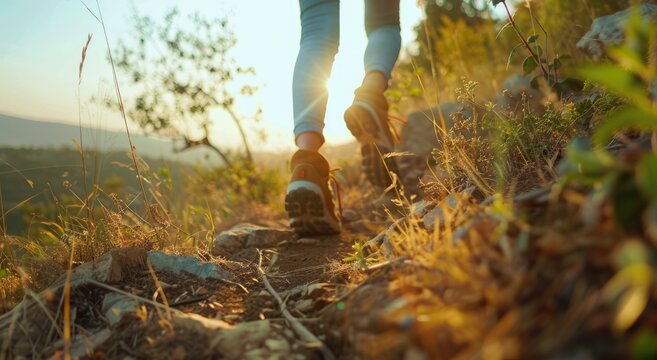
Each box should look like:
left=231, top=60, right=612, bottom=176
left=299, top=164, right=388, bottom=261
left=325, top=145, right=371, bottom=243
left=210, top=320, right=273, bottom=358
left=513, top=187, right=551, bottom=206
left=147, top=250, right=233, bottom=280
left=306, top=282, right=331, bottom=298
left=396, top=103, right=472, bottom=195
left=422, top=187, right=474, bottom=232
left=102, top=293, right=138, bottom=325
left=67, top=329, right=112, bottom=359
left=344, top=219, right=378, bottom=235
left=265, top=339, right=291, bottom=353
left=172, top=312, right=233, bottom=332
left=494, top=74, right=544, bottom=114
left=577, top=4, right=657, bottom=59
left=294, top=298, right=315, bottom=312
left=365, top=222, right=400, bottom=258
left=296, top=237, right=321, bottom=245
left=422, top=206, right=445, bottom=233
left=69, top=247, right=148, bottom=286
left=0, top=247, right=150, bottom=358
left=213, top=223, right=295, bottom=255
left=410, top=200, right=434, bottom=218
left=341, top=208, right=361, bottom=223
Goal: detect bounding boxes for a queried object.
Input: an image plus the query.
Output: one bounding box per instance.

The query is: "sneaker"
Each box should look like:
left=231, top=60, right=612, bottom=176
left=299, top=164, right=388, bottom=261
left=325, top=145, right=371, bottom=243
left=285, top=150, right=342, bottom=236
left=344, top=86, right=401, bottom=188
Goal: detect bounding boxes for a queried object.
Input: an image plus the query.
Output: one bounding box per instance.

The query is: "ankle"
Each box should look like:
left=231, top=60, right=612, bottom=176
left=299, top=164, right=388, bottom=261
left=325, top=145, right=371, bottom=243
left=361, top=71, right=386, bottom=92
left=295, top=132, right=323, bottom=152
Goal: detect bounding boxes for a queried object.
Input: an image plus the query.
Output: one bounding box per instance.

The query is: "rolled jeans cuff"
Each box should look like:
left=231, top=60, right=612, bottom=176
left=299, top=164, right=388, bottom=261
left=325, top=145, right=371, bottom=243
left=294, top=122, right=325, bottom=141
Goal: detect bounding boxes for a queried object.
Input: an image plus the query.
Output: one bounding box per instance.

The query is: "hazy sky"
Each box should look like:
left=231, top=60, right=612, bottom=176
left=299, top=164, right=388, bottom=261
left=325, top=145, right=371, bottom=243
left=0, top=0, right=423, bottom=152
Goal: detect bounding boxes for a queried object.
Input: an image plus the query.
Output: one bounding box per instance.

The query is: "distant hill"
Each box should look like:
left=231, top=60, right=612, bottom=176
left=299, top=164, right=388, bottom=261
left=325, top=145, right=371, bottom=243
left=0, top=113, right=220, bottom=165
left=0, top=113, right=360, bottom=168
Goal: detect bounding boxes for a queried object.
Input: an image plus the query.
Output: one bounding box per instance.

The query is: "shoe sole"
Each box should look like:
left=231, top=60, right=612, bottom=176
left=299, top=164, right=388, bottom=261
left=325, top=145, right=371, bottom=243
left=285, top=181, right=341, bottom=236
left=360, top=143, right=399, bottom=188
left=344, top=105, right=399, bottom=188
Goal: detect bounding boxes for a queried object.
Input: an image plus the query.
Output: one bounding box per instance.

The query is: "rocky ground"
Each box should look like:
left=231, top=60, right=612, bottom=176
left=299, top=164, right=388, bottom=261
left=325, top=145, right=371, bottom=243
left=0, top=217, right=386, bottom=359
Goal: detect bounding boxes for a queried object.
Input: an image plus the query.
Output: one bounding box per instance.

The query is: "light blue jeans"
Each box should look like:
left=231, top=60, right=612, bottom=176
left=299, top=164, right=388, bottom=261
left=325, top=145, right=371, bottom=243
left=293, top=0, right=401, bottom=140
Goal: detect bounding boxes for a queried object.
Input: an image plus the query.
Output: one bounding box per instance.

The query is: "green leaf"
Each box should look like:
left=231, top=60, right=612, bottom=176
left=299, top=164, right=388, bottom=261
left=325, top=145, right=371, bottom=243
left=506, top=44, right=523, bottom=70
left=613, top=176, right=646, bottom=233
left=558, top=138, right=615, bottom=182
left=556, top=54, right=572, bottom=62
left=577, top=64, right=650, bottom=109
left=522, top=56, right=538, bottom=76
left=551, top=78, right=584, bottom=99
left=637, top=154, right=657, bottom=202
left=527, top=34, right=539, bottom=44
left=593, top=107, right=657, bottom=146
left=530, top=75, right=541, bottom=89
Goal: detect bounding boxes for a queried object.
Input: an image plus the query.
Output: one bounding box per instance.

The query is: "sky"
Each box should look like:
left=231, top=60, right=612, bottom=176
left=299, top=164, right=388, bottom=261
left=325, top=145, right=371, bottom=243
left=0, top=0, right=424, bottom=152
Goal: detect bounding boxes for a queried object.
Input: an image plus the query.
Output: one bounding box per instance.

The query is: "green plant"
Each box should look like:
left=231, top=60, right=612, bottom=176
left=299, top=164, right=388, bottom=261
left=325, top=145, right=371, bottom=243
left=493, top=0, right=582, bottom=97
left=558, top=138, right=657, bottom=237
left=343, top=241, right=377, bottom=269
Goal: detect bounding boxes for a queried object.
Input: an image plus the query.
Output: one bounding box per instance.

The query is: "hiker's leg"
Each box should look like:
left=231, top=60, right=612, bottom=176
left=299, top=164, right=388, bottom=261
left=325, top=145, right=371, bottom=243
left=293, top=0, right=340, bottom=149
left=363, top=0, right=401, bottom=90
left=341, top=0, right=401, bottom=188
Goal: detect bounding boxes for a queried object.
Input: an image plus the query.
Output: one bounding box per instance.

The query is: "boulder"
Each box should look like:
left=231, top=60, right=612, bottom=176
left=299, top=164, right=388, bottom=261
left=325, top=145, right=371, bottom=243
left=576, top=4, right=657, bottom=59
left=396, top=103, right=472, bottom=195
left=494, top=74, right=545, bottom=113
left=213, top=223, right=295, bottom=255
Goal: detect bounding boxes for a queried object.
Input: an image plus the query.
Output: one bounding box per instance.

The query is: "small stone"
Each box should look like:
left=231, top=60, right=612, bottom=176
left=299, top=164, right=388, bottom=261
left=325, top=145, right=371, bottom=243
left=341, top=208, right=361, bottom=223
left=213, top=223, right=295, bottom=255
left=422, top=206, right=445, bottom=233
left=297, top=237, right=320, bottom=245
left=102, top=293, right=138, bottom=325
left=265, top=338, right=291, bottom=353
left=256, top=289, right=272, bottom=298
left=344, top=219, right=376, bottom=234
left=261, top=308, right=277, bottom=315
left=147, top=251, right=233, bottom=280
left=195, top=286, right=209, bottom=296
left=243, top=348, right=269, bottom=359
left=295, top=298, right=314, bottom=312
left=306, top=283, right=329, bottom=298
left=224, top=314, right=241, bottom=321
left=410, top=200, right=433, bottom=218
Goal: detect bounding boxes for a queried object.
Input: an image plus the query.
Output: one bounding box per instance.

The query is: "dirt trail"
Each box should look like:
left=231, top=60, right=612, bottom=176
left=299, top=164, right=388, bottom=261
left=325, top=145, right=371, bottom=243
left=0, top=226, right=374, bottom=359
left=102, top=235, right=359, bottom=359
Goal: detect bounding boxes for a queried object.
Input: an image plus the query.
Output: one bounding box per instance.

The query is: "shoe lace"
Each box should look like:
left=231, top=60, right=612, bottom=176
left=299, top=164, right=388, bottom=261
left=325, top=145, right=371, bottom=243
left=386, top=114, right=408, bottom=144
left=328, top=168, right=343, bottom=218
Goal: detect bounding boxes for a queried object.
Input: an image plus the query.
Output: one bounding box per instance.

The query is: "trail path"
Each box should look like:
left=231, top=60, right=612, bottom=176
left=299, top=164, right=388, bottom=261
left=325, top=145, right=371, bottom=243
left=0, top=224, right=377, bottom=359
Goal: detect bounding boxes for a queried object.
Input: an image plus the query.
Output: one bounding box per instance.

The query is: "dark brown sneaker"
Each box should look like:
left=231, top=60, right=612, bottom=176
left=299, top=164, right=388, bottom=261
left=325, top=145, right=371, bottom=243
left=344, top=86, right=400, bottom=188
left=285, top=150, right=342, bottom=236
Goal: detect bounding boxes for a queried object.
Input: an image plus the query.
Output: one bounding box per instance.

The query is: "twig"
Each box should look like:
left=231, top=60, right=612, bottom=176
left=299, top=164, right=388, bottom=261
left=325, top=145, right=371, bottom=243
left=217, top=278, right=249, bottom=294
left=365, top=256, right=410, bottom=273
left=256, top=250, right=336, bottom=360
left=170, top=295, right=210, bottom=307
